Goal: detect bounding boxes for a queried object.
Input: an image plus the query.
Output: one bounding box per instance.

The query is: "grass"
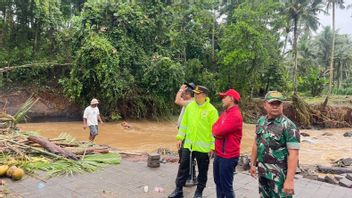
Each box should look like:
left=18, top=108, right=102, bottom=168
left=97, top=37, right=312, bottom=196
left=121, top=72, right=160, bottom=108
left=303, top=95, right=352, bottom=107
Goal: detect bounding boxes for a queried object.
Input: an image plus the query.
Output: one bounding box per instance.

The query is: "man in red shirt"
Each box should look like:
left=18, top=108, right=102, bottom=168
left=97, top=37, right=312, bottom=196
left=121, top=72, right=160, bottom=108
left=212, top=89, right=243, bottom=198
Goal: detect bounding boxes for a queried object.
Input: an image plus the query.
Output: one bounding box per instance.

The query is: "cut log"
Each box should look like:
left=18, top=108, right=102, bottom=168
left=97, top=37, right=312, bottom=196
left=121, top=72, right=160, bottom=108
left=65, top=146, right=110, bottom=155
left=52, top=142, right=80, bottom=147
left=27, top=136, right=79, bottom=160
left=317, top=165, right=352, bottom=174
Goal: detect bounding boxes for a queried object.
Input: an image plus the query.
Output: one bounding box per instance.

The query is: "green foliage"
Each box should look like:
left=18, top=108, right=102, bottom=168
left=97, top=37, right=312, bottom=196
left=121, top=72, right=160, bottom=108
left=219, top=1, right=286, bottom=98
left=1, top=0, right=352, bottom=119
left=333, top=87, right=352, bottom=95
left=298, top=67, right=328, bottom=96
left=60, top=32, right=133, bottom=114
left=184, top=59, right=217, bottom=96
left=143, top=56, right=184, bottom=99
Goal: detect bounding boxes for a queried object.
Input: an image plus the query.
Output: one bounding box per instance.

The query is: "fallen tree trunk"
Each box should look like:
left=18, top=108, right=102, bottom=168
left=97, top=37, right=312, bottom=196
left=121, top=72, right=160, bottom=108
left=317, top=165, right=352, bottom=174
left=65, top=146, right=110, bottom=155
left=28, top=136, right=79, bottom=160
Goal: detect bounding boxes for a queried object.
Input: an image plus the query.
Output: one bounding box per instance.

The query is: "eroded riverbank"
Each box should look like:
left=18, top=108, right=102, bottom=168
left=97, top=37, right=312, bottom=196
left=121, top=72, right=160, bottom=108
left=18, top=121, right=352, bottom=166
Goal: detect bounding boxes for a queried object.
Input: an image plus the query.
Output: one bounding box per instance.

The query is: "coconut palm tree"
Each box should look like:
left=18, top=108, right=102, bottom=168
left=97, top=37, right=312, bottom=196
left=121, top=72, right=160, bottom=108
left=282, top=0, right=325, bottom=93
left=334, top=34, right=352, bottom=89
left=315, top=26, right=333, bottom=68
left=323, top=0, right=347, bottom=107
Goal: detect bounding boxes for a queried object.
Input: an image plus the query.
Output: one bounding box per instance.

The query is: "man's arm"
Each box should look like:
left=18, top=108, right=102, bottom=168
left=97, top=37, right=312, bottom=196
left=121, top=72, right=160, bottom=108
left=213, top=112, right=242, bottom=137
left=174, top=85, right=189, bottom=106
left=176, top=104, right=189, bottom=141
left=250, top=140, right=258, bottom=178
left=83, top=108, right=88, bottom=129
left=83, top=118, right=87, bottom=129
left=98, top=114, right=103, bottom=124
left=283, top=149, right=299, bottom=195
left=283, top=121, right=300, bottom=195
left=208, top=109, right=219, bottom=151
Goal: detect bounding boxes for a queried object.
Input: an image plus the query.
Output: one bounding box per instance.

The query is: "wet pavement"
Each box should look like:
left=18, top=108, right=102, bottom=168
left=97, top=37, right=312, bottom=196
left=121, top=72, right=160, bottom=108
left=5, top=159, right=352, bottom=198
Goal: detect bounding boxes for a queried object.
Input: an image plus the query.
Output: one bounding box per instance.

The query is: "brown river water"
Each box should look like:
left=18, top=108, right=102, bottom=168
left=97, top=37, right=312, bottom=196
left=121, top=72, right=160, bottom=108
left=18, top=121, right=351, bottom=166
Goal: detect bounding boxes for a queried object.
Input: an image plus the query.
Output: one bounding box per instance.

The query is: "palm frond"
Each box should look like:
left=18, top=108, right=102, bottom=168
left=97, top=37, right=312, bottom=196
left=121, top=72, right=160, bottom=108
left=13, top=96, right=39, bottom=124
left=57, top=133, right=76, bottom=143
left=21, top=153, right=121, bottom=177
left=21, top=131, right=41, bottom=137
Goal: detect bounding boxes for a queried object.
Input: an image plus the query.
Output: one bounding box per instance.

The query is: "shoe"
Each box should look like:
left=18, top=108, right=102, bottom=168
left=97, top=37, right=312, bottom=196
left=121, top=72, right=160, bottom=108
left=168, top=188, right=183, bottom=198
left=193, top=190, right=203, bottom=198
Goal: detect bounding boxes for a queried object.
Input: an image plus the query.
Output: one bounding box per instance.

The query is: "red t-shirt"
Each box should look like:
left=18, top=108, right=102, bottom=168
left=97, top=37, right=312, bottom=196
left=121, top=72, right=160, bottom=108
left=212, top=105, right=243, bottom=158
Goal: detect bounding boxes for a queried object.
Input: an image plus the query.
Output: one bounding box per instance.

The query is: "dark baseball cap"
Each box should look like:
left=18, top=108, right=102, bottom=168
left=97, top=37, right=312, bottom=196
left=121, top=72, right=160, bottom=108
left=184, top=82, right=196, bottom=90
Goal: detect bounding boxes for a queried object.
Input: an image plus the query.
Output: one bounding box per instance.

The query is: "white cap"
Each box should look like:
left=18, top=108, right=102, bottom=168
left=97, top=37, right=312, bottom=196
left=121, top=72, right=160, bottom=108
left=90, top=98, right=99, bottom=105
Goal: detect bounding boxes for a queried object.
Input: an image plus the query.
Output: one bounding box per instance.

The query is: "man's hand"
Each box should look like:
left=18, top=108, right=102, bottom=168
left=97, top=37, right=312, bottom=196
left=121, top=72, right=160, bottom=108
left=83, top=124, right=87, bottom=130
left=180, top=84, right=187, bottom=91
left=176, top=140, right=182, bottom=149
left=249, top=165, right=257, bottom=179
left=283, top=179, right=295, bottom=196
left=209, top=150, right=215, bottom=158
left=214, top=135, right=224, bottom=139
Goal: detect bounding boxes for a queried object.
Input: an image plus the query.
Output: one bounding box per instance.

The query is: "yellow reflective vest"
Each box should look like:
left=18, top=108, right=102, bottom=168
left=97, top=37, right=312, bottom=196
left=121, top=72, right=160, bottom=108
left=177, top=97, right=219, bottom=153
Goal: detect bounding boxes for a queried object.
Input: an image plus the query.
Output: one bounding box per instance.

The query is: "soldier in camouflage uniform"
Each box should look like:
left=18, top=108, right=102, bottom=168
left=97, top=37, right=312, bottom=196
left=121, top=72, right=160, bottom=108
left=250, top=91, right=300, bottom=198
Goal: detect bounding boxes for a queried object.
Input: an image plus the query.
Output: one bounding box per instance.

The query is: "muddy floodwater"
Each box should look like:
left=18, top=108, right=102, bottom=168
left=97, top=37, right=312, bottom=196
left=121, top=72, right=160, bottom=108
left=18, top=121, right=351, bottom=166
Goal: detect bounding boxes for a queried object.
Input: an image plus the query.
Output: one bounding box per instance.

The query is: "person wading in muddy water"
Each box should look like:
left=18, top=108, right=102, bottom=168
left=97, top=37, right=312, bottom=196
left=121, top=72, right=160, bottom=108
left=212, top=89, right=242, bottom=198
left=83, top=98, right=103, bottom=142
left=169, top=85, right=218, bottom=198
left=250, top=91, right=300, bottom=198
left=175, top=82, right=198, bottom=187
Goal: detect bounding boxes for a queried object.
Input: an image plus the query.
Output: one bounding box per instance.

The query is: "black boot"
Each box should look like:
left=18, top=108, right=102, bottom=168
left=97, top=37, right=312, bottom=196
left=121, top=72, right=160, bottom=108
left=168, top=187, right=183, bottom=198
left=193, top=188, right=203, bottom=198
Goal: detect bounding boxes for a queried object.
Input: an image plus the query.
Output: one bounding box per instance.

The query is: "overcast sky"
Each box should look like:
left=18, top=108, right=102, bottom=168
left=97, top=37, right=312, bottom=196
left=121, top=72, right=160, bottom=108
left=318, top=6, right=352, bottom=35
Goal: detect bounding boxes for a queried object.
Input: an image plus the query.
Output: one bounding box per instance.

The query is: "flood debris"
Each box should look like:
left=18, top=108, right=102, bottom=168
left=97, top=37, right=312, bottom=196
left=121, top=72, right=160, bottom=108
left=317, top=165, right=352, bottom=174
left=322, top=132, right=333, bottom=136
left=0, top=97, right=121, bottom=179
left=291, top=94, right=352, bottom=128
left=300, top=132, right=310, bottom=137
left=343, top=131, right=352, bottom=137
left=298, top=164, right=352, bottom=188
left=335, top=158, right=352, bottom=167
left=27, top=136, right=79, bottom=160
left=154, top=186, right=164, bottom=193
left=121, top=121, right=131, bottom=129
left=147, top=153, right=160, bottom=168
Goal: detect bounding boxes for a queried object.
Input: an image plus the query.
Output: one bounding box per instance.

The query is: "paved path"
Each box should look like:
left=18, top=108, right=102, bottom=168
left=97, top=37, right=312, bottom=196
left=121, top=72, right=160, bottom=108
left=5, top=160, right=352, bottom=198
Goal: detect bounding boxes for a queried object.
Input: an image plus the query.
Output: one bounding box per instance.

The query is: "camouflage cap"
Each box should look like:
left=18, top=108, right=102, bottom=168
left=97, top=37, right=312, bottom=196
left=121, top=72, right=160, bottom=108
left=264, top=91, right=285, bottom=103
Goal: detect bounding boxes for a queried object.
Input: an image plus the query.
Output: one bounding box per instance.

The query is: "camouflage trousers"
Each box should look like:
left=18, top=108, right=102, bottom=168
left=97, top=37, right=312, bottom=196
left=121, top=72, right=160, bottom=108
left=258, top=176, right=292, bottom=198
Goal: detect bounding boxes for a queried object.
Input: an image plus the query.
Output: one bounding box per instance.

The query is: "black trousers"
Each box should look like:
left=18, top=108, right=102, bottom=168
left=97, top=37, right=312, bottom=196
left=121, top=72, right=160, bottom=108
left=178, top=141, right=196, bottom=179
left=176, top=148, right=210, bottom=189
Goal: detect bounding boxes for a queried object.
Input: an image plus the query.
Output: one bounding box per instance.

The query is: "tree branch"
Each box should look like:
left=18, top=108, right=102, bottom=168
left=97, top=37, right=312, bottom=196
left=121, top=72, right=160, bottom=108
left=0, top=63, right=73, bottom=73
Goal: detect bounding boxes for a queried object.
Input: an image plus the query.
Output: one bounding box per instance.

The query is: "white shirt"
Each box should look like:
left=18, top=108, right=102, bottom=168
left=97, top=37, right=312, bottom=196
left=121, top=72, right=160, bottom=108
left=177, top=99, right=192, bottom=128
left=83, top=106, right=100, bottom=126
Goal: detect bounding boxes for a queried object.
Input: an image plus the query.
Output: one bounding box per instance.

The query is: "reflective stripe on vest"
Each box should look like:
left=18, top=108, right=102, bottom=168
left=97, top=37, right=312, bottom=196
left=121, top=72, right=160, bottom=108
left=184, top=139, right=211, bottom=149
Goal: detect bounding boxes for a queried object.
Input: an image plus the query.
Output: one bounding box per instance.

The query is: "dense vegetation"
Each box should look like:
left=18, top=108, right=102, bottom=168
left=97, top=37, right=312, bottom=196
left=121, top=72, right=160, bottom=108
left=1, top=0, right=351, bottom=119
